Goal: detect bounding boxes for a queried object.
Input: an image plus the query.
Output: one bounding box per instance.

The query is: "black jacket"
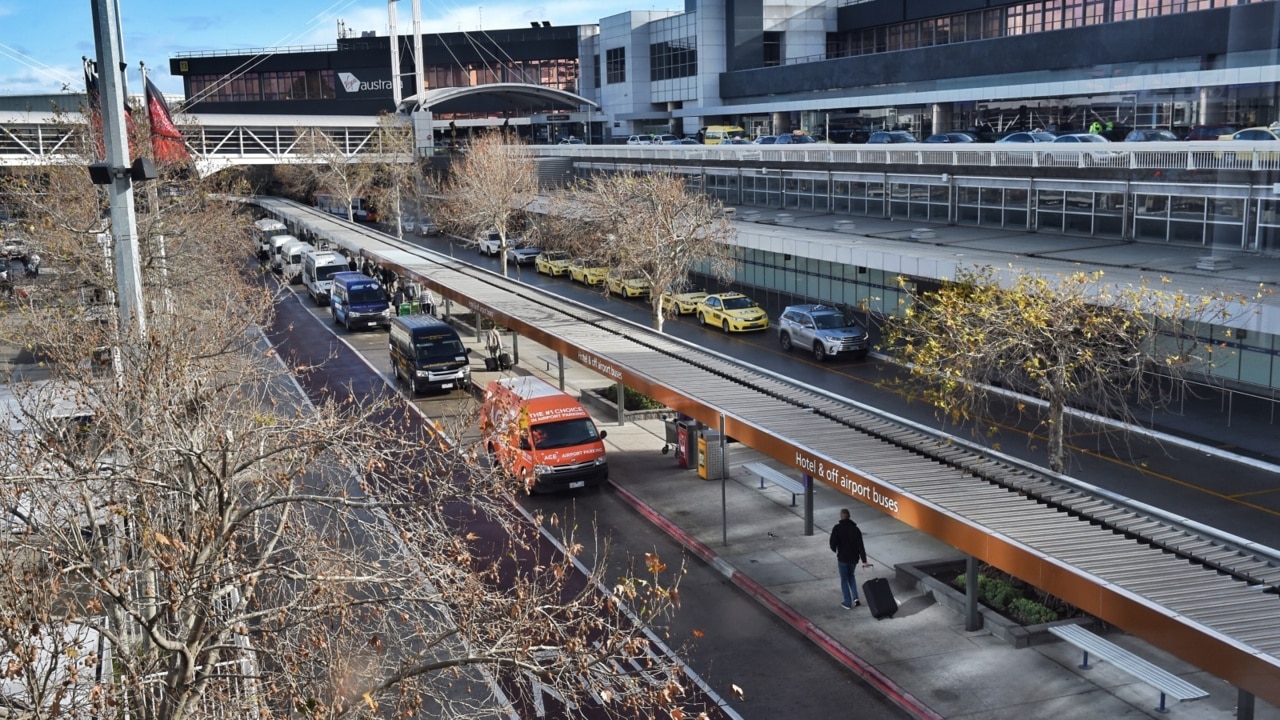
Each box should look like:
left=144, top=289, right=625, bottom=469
left=829, top=518, right=867, bottom=564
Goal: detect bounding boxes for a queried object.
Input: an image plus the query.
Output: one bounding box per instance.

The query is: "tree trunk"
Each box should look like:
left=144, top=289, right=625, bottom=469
left=1046, top=391, right=1066, bottom=474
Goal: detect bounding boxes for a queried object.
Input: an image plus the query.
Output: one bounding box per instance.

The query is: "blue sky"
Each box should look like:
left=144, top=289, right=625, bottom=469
left=0, top=0, right=626, bottom=97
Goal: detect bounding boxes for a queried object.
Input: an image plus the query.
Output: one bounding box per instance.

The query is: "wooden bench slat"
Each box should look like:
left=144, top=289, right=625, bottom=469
left=1048, top=624, right=1208, bottom=701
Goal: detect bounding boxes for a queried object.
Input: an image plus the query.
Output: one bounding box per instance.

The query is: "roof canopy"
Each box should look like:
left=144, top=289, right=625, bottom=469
left=398, top=83, right=598, bottom=115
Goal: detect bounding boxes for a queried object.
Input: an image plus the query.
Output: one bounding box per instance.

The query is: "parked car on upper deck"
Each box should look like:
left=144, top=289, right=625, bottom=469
left=652, top=133, right=680, bottom=144
left=1226, top=126, right=1280, bottom=141
left=1047, top=133, right=1122, bottom=164
left=754, top=135, right=779, bottom=144
left=774, top=132, right=817, bottom=144
left=867, top=131, right=918, bottom=144
left=1184, top=124, right=1237, bottom=141
left=626, top=135, right=653, bottom=145
left=696, top=292, right=769, bottom=333
left=996, top=131, right=1057, bottom=143
left=1124, top=128, right=1179, bottom=142
left=924, top=132, right=978, bottom=143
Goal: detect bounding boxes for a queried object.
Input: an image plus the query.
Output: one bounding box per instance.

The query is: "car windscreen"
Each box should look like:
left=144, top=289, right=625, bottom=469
left=813, top=313, right=852, bottom=329
left=316, top=264, right=346, bottom=281
left=414, top=337, right=466, bottom=361
left=722, top=296, right=755, bottom=310
left=348, top=286, right=387, bottom=304
left=526, top=418, right=600, bottom=450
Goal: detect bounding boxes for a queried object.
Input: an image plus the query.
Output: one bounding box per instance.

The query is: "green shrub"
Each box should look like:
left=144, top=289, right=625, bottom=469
left=621, top=386, right=664, bottom=411
left=1008, top=598, right=1059, bottom=625
left=951, top=572, right=1054, bottom=621
left=591, top=385, right=666, bottom=411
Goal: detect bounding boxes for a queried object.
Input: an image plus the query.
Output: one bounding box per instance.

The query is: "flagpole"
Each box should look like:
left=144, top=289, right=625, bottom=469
left=139, top=62, right=173, bottom=314
left=90, top=0, right=147, bottom=340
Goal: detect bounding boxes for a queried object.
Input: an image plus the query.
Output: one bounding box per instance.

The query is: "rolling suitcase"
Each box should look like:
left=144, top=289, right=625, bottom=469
left=862, top=577, right=898, bottom=619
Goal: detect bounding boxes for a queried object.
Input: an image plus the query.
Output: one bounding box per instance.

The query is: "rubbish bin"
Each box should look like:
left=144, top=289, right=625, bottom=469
left=674, top=417, right=697, bottom=468
left=697, top=429, right=727, bottom=480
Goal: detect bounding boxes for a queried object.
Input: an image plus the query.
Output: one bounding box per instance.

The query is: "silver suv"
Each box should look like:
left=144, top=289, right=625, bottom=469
left=778, top=304, right=870, bottom=362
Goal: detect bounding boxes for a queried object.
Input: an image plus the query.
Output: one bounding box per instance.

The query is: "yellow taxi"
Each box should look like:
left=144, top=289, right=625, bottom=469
left=696, top=292, right=769, bottom=332
left=660, top=290, right=708, bottom=315
left=1218, top=125, right=1280, bottom=162
left=534, top=250, right=572, bottom=276
left=605, top=273, right=652, bottom=299
left=568, top=259, right=610, bottom=286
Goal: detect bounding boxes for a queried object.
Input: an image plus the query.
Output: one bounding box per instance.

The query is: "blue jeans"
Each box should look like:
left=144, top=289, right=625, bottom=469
left=838, top=561, right=860, bottom=606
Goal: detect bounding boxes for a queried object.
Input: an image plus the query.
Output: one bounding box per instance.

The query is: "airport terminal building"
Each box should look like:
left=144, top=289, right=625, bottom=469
left=161, top=0, right=1280, bottom=400
left=170, top=0, right=1280, bottom=142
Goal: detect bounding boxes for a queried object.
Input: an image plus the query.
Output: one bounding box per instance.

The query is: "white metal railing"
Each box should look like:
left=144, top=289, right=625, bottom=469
left=8, top=113, right=1280, bottom=174
left=524, top=141, right=1280, bottom=172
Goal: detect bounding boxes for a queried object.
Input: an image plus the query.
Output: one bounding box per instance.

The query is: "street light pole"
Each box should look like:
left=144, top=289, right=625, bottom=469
left=90, top=0, right=147, bottom=339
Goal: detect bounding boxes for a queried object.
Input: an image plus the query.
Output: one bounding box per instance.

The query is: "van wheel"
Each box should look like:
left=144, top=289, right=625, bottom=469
left=780, top=332, right=793, bottom=352
left=332, top=310, right=340, bottom=326
left=813, top=343, right=827, bottom=362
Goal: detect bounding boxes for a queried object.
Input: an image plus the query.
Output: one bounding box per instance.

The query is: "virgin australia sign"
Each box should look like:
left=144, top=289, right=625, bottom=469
left=338, top=72, right=393, bottom=94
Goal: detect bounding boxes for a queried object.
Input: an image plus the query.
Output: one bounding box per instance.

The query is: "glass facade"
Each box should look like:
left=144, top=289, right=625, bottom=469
left=833, top=0, right=1265, bottom=59
left=573, top=161, right=1279, bottom=393
left=606, top=47, right=627, bottom=84
left=188, top=70, right=336, bottom=103
left=424, top=58, right=578, bottom=92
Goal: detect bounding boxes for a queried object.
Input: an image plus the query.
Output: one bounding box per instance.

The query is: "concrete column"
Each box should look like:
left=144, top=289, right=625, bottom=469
left=771, top=112, right=790, bottom=135
left=1237, top=688, right=1255, bottom=720
left=965, top=555, right=982, bottom=631
left=932, top=103, right=952, bottom=136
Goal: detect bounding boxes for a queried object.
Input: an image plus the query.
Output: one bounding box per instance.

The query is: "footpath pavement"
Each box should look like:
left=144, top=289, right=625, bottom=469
left=464, top=336, right=1280, bottom=720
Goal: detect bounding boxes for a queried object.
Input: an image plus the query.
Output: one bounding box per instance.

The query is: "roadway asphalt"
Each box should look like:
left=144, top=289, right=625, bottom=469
left=459, top=333, right=1280, bottom=720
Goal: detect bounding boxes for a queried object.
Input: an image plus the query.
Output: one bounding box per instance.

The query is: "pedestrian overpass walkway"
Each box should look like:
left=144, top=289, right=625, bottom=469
left=0, top=111, right=400, bottom=177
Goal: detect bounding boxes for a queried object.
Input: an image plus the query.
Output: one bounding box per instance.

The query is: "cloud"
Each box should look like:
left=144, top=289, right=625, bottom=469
left=172, top=14, right=220, bottom=33
left=0, top=64, right=85, bottom=95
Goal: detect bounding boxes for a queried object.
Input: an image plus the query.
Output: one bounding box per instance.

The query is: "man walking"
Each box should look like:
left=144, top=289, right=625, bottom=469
left=830, top=508, right=872, bottom=609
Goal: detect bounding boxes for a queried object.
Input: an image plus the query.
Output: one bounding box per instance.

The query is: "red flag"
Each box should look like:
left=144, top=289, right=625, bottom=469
left=145, top=77, right=189, bottom=163
left=84, top=59, right=104, bottom=160
left=84, top=59, right=137, bottom=161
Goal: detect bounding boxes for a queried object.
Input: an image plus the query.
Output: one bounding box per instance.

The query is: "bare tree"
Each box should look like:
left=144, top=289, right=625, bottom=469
left=362, top=113, right=425, bottom=239
left=548, top=171, right=738, bottom=332
left=280, top=126, right=378, bottom=222
left=435, top=133, right=539, bottom=277
left=0, top=116, right=695, bottom=719
left=879, top=265, right=1265, bottom=473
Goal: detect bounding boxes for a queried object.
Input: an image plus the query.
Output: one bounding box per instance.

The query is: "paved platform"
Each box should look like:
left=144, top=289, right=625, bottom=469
left=468, top=338, right=1280, bottom=720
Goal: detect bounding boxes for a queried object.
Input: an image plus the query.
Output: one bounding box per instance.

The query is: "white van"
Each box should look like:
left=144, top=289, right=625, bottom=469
left=267, top=234, right=300, bottom=273
left=252, top=218, right=288, bottom=255
left=279, top=239, right=313, bottom=285
left=302, top=248, right=349, bottom=305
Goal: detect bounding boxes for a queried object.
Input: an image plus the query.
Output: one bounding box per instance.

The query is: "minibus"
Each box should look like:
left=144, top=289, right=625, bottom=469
left=301, top=249, right=349, bottom=305
left=388, top=315, right=472, bottom=395
left=329, top=272, right=392, bottom=331
left=481, top=376, right=608, bottom=493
